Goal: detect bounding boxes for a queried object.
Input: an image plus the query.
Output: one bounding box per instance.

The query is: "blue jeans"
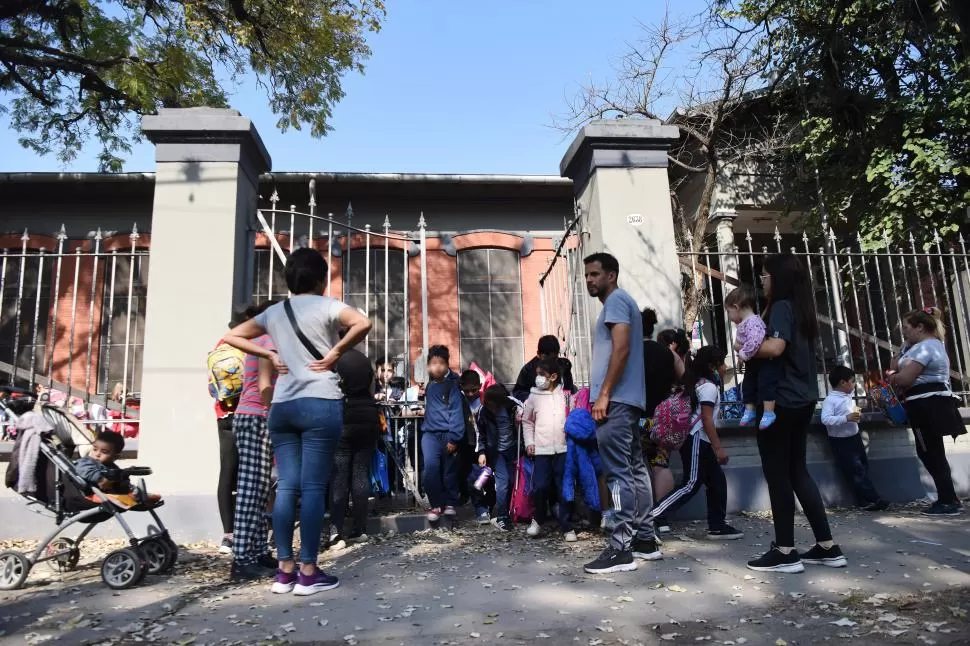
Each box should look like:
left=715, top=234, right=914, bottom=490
left=268, top=397, right=343, bottom=563
left=827, top=433, right=881, bottom=505
left=421, top=432, right=459, bottom=508
left=531, top=453, right=571, bottom=531
left=469, top=447, right=516, bottom=517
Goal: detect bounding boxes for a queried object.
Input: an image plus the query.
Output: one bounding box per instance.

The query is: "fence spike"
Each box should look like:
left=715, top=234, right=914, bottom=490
left=56, top=224, right=67, bottom=241
left=745, top=229, right=753, bottom=242
left=383, top=214, right=391, bottom=230
left=21, top=228, right=29, bottom=242
left=94, top=227, right=103, bottom=241
left=346, top=202, right=354, bottom=220
left=270, top=189, right=279, bottom=206
left=308, top=179, right=316, bottom=208
left=801, top=230, right=809, bottom=244
left=773, top=226, right=782, bottom=242
left=933, top=230, right=942, bottom=244
left=418, top=213, right=427, bottom=229
left=130, top=224, right=140, bottom=241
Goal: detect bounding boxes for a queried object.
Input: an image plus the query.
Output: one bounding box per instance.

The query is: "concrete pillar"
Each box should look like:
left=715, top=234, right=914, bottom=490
left=560, top=120, right=682, bottom=330
left=137, top=109, right=271, bottom=530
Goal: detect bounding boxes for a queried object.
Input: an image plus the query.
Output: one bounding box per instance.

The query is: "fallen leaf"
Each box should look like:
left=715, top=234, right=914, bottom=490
left=470, top=633, right=480, bottom=638
left=660, top=634, right=680, bottom=641
left=830, top=618, right=857, bottom=627
left=667, top=585, right=687, bottom=593
left=775, top=640, right=787, bottom=646
left=538, top=633, right=551, bottom=639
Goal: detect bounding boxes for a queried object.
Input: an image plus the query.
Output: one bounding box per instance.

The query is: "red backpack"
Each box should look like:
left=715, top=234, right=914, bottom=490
left=649, top=389, right=694, bottom=450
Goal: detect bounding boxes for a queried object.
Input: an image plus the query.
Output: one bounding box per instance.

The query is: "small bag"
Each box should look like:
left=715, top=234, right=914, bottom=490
left=508, top=457, right=534, bottom=523
left=370, top=449, right=390, bottom=495
left=207, top=343, right=245, bottom=401
left=868, top=382, right=908, bottom=425
left=649, top=390, right=694, bottom=450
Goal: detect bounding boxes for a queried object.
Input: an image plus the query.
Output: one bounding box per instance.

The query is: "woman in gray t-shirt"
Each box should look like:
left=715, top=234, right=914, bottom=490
left=225, top=248, right=371, bottom=595
left=889, top=307, right=964, bottom=516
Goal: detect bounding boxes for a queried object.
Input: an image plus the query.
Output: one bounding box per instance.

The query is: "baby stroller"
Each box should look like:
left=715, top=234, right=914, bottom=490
left=0, top=397, right=177, bottom=591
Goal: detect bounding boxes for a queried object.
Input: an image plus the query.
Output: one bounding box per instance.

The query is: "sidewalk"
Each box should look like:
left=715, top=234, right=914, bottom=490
left=1, top=504, right=968, bottom=646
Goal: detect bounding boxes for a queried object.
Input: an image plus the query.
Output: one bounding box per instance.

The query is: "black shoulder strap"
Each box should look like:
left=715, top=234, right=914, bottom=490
left=283, top=299, right=323, bottom=361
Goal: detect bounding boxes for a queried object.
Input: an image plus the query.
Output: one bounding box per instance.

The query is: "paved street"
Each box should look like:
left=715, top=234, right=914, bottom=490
left=1, top=504, right=968, bottom=646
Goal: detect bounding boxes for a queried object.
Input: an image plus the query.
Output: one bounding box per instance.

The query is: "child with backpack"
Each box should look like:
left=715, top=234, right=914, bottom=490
left=473, top=384, right=519, bottom=531
left=648, top=346, right=744, bottom=540
left=421, top=345, right=466, bottom=522
left=522, top=359, right=575, bottom=542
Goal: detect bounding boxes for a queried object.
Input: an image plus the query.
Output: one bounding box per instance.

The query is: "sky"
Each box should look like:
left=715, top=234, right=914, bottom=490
left=0, top=0, right=707, bottom=175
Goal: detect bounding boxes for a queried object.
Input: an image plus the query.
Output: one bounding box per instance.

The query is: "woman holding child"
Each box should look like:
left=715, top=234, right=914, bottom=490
left=746, top=253, right=846, bottom=573
left=224, top=248, right=371, bottom=596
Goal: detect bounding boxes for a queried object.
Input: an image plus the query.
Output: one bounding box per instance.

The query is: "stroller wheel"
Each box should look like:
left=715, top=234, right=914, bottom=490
left=140, top=538, right=175, bottom=575
left=162, top=536, right=179, bottom=569
left=101, top=548, right=144, bottom=590
left=0, top=551, right=30, bottom=590
left=45, top=538, right=80, bottom=573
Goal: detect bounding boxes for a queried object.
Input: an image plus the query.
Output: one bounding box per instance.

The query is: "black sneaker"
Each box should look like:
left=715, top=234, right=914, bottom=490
left=257, top=553, right=277, bottom=570
left=746, top=543, right=804, bottom=573
left=583, top=546, right=638, bottom=574
left=655, top=515, right=671, bottom=534
left=631, top=538, right=663, bottom=561
left=230, top=562, right=273, bottom=582
left=707, top=524, right=744, bottom=540
left=922, top=501, right=963, bottom=517
left=863, top=499, right=890, bottom=512
left=219, top=536, right=233, bottom=555
left=799, top=543, right=847, bottom=568
left=491, top=516, right=512, bottom=532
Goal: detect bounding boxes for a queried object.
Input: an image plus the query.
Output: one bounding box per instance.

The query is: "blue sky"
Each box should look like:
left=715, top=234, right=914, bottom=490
left=0, top=1, right=705, bottom=175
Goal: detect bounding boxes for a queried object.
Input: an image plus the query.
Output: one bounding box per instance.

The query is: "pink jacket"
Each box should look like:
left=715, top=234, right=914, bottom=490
left=522, top=386, right=570, bottom=455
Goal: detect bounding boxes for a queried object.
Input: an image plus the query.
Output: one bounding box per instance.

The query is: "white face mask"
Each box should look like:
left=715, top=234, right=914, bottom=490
left=534, top=375, right=549, bottom=390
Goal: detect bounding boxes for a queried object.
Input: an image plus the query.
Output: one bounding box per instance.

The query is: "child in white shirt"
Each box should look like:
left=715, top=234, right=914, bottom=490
left=821, top=366, right=887, bottom=511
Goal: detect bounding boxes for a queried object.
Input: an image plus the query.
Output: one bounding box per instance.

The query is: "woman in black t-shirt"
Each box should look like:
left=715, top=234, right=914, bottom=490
left=746, top=254, right=846, bottom=574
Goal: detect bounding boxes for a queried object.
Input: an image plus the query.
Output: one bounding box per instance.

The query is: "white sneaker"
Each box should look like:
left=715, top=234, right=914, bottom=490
left=563, top=530, right=578, bottom=543
left=443, top=506, right=457, bottom=517
left=427, top=507, right=442, bottom=522
left=526, top=520, right=541, bottom=537
left=476, top=511, right=490, bottom=525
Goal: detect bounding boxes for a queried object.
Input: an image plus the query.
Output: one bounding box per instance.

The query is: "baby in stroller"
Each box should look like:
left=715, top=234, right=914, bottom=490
left=75, top=430, right=130, bottom=493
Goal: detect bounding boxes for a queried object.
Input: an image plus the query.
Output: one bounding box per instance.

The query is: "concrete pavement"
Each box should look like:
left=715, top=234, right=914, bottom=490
left=1, top=503, right=968, bottom=646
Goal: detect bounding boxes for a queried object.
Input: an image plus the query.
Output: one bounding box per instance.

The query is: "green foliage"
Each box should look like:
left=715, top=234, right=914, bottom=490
left=723, top=0, right=970, bottom=243
left=0, top=0, right=385, bottom=171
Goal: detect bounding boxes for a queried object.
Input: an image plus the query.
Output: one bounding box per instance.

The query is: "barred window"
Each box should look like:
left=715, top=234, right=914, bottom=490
left=98, top=253, right=149, bottom=394
left=457, top=248, right=523, bottom=385
left=343, top=248, right=409, bottom=363
left=252, top=248, right=289, bottom=304
left=0, top=249, right=52, bottom=386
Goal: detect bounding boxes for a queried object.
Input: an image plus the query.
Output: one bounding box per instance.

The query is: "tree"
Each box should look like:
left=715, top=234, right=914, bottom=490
left=557, top=8, right=789, bottom=329
left=0, top=0, right=385, bottom=171
left=726, top=0, right=970, bottom=243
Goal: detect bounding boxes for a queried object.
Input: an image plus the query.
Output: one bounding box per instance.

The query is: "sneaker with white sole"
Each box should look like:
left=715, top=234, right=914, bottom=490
left=631, top=538, right=663, bottom=561
left=476, top=511, right=490, bottom=525
left=526, top=519, right=541, bottom=537
left=707, top=524, right=744, bottom=540
left=583, top=546, right=637, bottom=574
left=799, top=543, right=847, bottom=568
left=293, top=569, right=340, bottom=596
left=746, top=543, right=805, bottom=573
left=271, top=569, right=298, bottom=594
left=427, top=507, right=442, bottom=522
left=219, top=536, right=233, bottom=555
left=443, top=506, right=457, bottom=517
left=563, top=530, right=578, bottom=543
left=491, top=516, right=512, bottom=532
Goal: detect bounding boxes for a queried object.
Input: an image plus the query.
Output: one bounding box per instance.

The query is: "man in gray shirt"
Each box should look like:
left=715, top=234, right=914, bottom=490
left=582, top=252, right=661, bottom=574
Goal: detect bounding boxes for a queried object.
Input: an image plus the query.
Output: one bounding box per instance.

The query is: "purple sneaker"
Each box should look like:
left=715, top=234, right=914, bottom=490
left=271, top=569, right=298, bottom=594
left=293, top=569, right=340, bottom=596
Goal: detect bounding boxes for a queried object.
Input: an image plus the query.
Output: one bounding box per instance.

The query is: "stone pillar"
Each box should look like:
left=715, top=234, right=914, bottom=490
left=560, top=120, right=682, bottom=330
left=137, top=109, right=271, bottom=528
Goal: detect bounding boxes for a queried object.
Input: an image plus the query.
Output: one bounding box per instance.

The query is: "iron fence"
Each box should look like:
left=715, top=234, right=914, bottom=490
left=680, top=226, right=970, bottom=405
left=538, top=203, right=593, bottom=387
left=1, top=227, right=145, bottom=436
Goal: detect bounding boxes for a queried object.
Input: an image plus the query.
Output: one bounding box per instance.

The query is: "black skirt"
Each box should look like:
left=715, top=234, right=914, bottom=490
left=903, top=395, right=967, bottom=439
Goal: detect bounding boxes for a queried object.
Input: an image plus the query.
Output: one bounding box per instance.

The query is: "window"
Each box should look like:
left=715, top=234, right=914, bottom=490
left=343, top=248, right=408, bottom=362
left=252, top=248, right=289, bottom=304
left=98, top=253, right=149, bottom=394
left=0, top=249, right=53, bottom=386
left=458, top=248, right=523, bottom=385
